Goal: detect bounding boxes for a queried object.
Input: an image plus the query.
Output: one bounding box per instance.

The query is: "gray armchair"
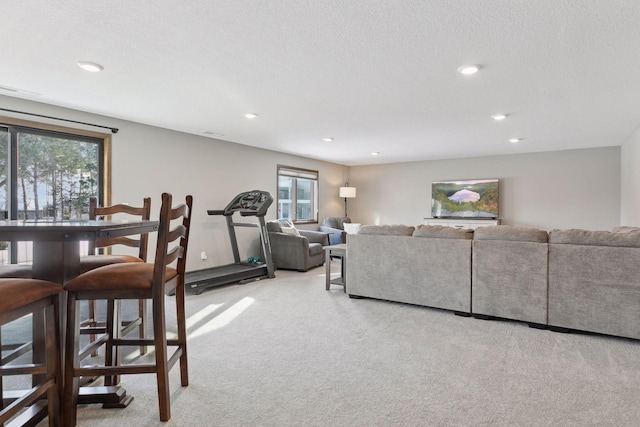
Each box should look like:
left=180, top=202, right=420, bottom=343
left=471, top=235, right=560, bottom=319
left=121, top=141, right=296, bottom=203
left=319, top=216, right=352, bottom=245
left=266, top=220, right=329, bottom=271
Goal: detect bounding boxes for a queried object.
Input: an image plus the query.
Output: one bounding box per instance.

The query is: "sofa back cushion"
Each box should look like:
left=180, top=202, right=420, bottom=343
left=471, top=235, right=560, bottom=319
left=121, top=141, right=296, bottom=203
left=473, top=225, right=548, bottom=243
left=549, top=228, right=640, bottom=248
left=412, top=225, right=474, bottom=240
left=611, top=226, right=640, bottom=234
left=357, top=224, right=415, bottom=236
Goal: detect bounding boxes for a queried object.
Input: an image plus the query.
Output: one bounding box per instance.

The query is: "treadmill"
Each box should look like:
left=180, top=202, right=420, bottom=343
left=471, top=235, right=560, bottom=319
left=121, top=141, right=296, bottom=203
left=186, top=190, right=276, bottom=294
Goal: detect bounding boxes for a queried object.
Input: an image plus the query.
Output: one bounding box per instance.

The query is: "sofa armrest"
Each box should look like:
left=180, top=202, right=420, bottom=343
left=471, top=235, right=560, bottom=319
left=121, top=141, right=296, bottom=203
left=299, top=230, right=329, bottom=246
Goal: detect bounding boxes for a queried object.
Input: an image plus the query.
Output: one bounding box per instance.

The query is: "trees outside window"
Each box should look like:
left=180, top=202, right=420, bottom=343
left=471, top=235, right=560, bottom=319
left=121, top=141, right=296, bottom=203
left=0, top=123, right=108, bottom=264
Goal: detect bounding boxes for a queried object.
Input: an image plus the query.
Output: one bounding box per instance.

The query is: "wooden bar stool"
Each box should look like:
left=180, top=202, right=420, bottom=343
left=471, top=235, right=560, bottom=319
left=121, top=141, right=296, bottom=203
left=0, top=278, right=63, bottom=426
left=80, top=197, right=151, bottom=355
left=63, top=193, right=192, bottom=425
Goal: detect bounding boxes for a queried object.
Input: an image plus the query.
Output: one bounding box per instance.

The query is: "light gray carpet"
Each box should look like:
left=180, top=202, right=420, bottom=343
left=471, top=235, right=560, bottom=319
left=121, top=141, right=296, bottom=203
left=23, top=260, right=640, bottom=426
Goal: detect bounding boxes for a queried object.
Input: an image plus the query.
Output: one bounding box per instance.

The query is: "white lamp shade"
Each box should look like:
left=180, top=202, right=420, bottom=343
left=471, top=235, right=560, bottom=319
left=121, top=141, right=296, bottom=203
left=339, top=186, right=356, bottom=198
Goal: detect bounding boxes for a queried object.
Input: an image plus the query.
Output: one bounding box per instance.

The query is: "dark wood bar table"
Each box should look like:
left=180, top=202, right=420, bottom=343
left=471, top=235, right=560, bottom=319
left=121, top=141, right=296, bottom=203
left=0, top=219, right=158, bottom=284
left=0, top=218, right=159, bottom=409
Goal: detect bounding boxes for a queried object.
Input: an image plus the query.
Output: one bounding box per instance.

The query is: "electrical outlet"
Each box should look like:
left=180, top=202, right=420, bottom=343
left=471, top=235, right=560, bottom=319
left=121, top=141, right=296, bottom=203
left=200, top=251, right=208, bottom=260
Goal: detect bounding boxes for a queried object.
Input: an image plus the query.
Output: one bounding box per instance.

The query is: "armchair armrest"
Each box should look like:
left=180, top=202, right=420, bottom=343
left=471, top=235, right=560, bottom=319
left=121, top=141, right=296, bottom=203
left=299, top=230, right=330, bottom=246
left=319, top=225, right=347, bottom=245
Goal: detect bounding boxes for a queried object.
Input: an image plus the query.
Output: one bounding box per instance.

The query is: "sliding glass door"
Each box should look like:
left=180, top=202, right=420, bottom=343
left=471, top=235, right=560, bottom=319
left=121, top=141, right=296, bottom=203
left=0, top=124, right=105, bottom=264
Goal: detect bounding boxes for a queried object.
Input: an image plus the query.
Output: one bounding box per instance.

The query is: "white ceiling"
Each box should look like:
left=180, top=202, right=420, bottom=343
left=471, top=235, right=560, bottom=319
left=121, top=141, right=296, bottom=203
left=2, top=0, right=640, bottom=166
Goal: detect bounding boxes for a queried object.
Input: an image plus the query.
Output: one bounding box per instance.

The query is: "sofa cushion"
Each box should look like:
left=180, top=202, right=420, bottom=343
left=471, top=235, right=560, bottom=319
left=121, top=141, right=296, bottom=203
left=473, top=225, right=548, bottom=243
left=357, top=224, right=415, bottom=236
left=549, top=228, right=640, bottom=248
left=412, top=225, right=474, bottom=240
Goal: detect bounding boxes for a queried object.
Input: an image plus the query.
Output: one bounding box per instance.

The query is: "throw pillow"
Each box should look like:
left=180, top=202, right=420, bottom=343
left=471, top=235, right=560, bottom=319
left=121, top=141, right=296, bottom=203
left=280, top=224, right=300, bottom=236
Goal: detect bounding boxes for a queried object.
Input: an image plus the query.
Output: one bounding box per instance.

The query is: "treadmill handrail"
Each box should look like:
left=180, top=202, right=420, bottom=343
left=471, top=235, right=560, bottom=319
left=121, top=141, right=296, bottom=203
left=207, top=209, right=228, bottom=216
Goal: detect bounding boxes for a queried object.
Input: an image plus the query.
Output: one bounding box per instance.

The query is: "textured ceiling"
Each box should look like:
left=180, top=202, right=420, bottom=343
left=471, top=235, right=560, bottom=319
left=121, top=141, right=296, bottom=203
left=2, top=0, right=640, bottom=165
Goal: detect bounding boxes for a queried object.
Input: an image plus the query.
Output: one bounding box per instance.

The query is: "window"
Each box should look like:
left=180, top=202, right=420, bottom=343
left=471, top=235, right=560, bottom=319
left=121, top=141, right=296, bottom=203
left=277, top=165, right=318, bottom=223
left=0, top=118, right=111, bottom=264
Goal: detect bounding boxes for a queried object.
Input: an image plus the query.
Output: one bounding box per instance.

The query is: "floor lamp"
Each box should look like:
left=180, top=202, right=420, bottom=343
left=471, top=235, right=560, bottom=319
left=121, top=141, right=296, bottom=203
left=339, top=185, right=356, bottom=217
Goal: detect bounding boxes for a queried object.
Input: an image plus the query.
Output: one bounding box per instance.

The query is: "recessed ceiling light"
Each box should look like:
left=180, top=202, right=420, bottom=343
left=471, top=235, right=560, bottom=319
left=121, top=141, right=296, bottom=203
left=491, top=114, right=508, bottom=121
left=371, top=152, right=380, bottom=156
left=77, top=61, right=104, bottom=72
left=244, top=113, right=258, bottom=119
left=457, top=64, right=481, bottom=75
left=509, top=138, right=523, bottom=143
left=322, top=137, right=334, bottom=142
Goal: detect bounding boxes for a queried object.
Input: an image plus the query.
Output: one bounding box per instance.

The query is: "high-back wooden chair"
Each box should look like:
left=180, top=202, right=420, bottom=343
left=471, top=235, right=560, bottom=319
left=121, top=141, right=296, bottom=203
left=82, top=197, right=152, bottom=272
left=80, top=197, right=151, bottom=355
left=63, top=193, right=192, bottom=425
left=0, top=278, right=62, bottom=426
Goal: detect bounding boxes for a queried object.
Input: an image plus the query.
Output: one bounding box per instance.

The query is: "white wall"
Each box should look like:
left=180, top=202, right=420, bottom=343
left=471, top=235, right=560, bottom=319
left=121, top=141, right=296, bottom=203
left=620, top=125, right=640, bottom=226
left=0, top=95, right=347, bottom=271
left=348, top=147, right=621, bottom=231
left=1, top=95, right=626, bottom=272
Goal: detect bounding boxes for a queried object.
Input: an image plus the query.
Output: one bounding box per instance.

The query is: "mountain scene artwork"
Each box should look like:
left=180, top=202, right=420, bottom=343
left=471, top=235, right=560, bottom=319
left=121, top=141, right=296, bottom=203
left=431, top=179, right=499, bottom=218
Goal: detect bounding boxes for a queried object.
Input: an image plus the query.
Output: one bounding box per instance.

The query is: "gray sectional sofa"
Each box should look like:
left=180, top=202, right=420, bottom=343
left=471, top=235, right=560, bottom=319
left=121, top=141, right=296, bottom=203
left=348, top=224, right=473, bottom=314
left=346, top=224, right=640, bottom=340
left=472, top=226, right=549, bottom=326
left=548, top=226, right=640, bottom=340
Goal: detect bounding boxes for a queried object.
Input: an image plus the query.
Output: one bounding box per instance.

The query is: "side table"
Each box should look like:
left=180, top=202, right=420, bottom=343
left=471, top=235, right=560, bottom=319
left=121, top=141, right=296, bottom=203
left=323, top=244, right=347, bottom=292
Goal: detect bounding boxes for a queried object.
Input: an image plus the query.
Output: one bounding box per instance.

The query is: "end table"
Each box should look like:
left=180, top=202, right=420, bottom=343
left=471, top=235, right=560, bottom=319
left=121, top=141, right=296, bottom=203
left=323, top=243, right=347, bottom=292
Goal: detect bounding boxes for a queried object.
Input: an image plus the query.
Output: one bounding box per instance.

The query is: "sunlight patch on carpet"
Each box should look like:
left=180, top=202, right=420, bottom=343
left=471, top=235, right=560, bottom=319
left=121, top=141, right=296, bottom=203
left=188, top=297, right=254, bottom=339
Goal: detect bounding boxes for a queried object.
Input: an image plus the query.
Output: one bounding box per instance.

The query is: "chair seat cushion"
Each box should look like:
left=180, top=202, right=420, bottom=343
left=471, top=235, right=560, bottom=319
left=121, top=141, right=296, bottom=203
left=79, top=254, right=144, bottom=274
left=0, top=279, right=62, bottom=312
left=65, top=262, right=178, bottom=292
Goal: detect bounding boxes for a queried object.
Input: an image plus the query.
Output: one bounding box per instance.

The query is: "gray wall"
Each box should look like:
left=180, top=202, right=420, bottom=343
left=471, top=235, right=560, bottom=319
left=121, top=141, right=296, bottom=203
left=1, top=95, right=627, bottom=274
left=621, top=125, right=640, bottom=226
left=0, top=95, right=347, bottom=271
left=348, top=147, right=621, bottom=231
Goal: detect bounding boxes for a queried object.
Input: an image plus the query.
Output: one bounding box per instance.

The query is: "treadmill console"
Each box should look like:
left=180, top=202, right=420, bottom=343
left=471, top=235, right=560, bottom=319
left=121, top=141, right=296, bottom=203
left=222, top=190, right=273, bottom=217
